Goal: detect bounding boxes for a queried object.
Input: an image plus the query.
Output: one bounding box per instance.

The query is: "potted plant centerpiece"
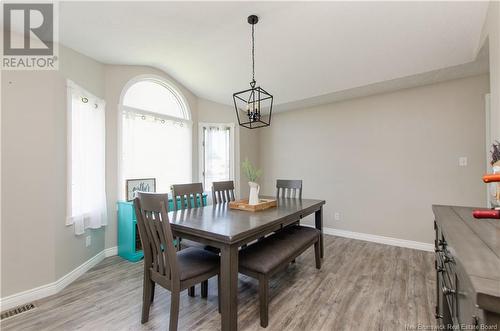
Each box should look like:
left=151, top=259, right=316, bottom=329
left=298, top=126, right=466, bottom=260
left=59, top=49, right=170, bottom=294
left=242, top=158, right=263, bottom=205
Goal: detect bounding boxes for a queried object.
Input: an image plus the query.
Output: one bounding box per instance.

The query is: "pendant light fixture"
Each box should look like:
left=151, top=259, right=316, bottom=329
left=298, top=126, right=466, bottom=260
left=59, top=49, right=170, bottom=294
left=233, top=15, right=273, bottom=129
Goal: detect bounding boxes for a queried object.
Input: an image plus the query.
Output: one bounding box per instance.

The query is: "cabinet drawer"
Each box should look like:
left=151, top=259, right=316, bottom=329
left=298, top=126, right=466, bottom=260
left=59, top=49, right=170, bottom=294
left=455, top=259, right=482, bottom=328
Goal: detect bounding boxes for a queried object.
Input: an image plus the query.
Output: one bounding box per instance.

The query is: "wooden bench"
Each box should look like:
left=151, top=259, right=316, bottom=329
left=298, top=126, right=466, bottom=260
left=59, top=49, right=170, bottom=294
left=239, top=225, right=322, bottom=327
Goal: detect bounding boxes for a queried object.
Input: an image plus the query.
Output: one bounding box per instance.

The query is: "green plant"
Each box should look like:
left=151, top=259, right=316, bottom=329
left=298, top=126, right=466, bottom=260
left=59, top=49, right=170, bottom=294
left=242, top=158, right=262, bottom=182
left=492, top=141, right=500, bottom=165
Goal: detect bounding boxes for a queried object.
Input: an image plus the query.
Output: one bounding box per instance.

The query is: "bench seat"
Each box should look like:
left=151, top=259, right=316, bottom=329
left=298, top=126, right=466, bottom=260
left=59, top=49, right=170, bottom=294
left=238, top=225, right=322, bottom=327
left=239, top=226, right=320, bottom=274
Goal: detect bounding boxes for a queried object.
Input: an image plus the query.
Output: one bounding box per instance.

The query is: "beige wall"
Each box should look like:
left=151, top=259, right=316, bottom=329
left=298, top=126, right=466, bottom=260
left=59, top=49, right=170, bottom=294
left=479, top=1, right=500, bottom=144
left=239, top=127, right=260, bottom=197
left=2, top=71, right=57, bottom=296
left=259, top=75, right=489, bottom=244
left=1, top=45, right=106, bottom=296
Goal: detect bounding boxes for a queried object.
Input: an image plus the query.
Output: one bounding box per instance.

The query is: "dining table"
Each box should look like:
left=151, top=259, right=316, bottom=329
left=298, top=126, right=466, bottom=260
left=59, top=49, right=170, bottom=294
left=168, top=197, right=325, bottom=331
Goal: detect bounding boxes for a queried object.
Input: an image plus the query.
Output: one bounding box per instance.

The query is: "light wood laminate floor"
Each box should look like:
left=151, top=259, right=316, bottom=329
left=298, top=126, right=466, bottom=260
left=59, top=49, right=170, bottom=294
left=1, top=235, right=436, bottom=331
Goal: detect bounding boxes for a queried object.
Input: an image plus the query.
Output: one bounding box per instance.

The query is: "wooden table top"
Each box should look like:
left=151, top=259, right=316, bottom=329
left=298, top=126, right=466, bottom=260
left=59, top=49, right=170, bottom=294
left=168, top=197, right=325, bottom=244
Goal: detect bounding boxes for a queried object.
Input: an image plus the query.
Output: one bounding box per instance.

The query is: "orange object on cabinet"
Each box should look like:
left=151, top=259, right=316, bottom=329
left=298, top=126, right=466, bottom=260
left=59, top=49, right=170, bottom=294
left=482, top=174, right=500, bottom=183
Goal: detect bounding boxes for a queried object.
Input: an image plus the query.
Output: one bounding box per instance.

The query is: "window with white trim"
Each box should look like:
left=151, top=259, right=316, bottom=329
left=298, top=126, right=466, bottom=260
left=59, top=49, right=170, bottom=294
left=67, top=80, right=107, bottom=235
left=120, top=77, right=192, bottom=196
left=199, top=123, right=234, bottom=191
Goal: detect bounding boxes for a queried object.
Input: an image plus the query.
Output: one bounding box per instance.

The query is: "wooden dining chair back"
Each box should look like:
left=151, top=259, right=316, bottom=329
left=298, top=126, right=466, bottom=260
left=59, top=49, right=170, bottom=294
left=276, top=179, right=303, bottom=199
left=135, top=192, right=220, bottom=331
left=134, top=192, right=179, bottom=327
left=170, top=182, right=211, bottom=297
left=212, top=180, right=235, bottom=204
left=135, top=192, right=178, bottom=281
left=171, top=183, right=205, bottom=211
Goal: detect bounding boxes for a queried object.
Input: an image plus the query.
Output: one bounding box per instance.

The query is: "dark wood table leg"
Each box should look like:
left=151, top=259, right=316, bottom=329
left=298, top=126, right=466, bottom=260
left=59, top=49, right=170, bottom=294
left=315, top=206, right=324, bottom=258
left=220, top=244, right=239, bottom=331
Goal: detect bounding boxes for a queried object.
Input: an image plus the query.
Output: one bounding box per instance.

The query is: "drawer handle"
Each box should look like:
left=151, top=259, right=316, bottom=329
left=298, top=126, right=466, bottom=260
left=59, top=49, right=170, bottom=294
left=434, top=305, right=443, bottom=320
left=442, top=286, right=456, bottom=296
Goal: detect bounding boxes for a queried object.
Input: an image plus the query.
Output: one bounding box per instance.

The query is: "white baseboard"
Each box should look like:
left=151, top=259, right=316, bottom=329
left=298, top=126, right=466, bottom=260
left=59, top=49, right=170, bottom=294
left=321, top=227, right=434, bottom=252
left=0, top=246, right=118, bottom=312
left=104, top=246, right=118, bottom=257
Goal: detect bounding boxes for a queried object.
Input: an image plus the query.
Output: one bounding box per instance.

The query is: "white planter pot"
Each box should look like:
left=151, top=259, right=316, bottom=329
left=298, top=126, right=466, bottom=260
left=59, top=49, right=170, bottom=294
left=248, top=181, right=260, bottom=205
left=490, top=164, right=500, bottom=208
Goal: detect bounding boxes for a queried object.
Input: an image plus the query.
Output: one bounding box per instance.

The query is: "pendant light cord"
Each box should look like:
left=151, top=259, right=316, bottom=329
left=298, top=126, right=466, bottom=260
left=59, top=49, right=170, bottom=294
left=251, top=22, right=255, bottom=85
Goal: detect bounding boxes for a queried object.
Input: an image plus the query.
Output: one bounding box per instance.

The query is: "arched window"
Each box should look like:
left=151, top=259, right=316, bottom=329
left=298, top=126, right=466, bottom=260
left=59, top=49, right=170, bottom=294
left=120, top=76, right=192, bottom=197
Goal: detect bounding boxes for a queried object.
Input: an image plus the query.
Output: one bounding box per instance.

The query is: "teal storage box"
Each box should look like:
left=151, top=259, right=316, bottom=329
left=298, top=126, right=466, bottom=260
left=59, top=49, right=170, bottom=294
left=117, top=194, right=207, bottom=262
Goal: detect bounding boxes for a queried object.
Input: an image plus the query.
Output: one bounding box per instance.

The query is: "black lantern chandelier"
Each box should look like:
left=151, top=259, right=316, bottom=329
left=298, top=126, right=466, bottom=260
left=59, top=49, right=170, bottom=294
left=233, top=15, right=273, bottom=129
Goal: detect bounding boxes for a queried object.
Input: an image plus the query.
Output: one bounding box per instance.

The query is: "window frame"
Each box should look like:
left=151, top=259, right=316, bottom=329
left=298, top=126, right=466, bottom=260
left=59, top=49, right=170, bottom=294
left=66, top=79, right=106, bottom=226
left=119, top=74, right=192, bottom=123
left=118, top=75, right=193, bottom=200
left=198, top=122, right=235, bottom=192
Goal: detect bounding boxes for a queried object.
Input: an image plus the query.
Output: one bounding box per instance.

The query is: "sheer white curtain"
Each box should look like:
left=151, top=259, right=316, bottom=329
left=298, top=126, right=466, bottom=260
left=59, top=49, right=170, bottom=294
left=203, top=125, right=231, bottom=190
left=120, top=77, right=192, bottom=198
left=67, top=81, right=107, bottom=235
left=121, top=112, right=192, bottom=194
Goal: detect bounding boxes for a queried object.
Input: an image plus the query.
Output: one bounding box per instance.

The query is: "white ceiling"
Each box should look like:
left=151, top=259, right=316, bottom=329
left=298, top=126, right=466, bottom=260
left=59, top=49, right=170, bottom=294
left=59, top=1, right=490, bottom=108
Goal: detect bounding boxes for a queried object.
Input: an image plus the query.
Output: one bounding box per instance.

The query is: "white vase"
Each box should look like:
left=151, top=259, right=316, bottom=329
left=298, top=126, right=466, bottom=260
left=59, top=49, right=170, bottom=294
left=491, top=164, right=500, bottom=208
left=248, top=181, right=260, bottom=205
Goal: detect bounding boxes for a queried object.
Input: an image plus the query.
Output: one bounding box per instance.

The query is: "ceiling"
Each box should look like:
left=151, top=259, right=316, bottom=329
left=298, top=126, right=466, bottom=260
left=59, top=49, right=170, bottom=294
left=58, top=1, right=490, bottom=109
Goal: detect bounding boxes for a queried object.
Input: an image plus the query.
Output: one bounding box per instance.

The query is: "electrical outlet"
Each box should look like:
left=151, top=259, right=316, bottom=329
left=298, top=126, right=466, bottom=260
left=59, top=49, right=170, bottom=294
left=85, top=236, right=91, bottom=247
left=334, top=212, right=341, bottom=221
left=459, top=157, right=468, bottom=167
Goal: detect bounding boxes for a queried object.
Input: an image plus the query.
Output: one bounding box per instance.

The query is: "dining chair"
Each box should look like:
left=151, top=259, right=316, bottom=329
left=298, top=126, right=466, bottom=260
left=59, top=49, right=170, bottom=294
left=134, top=192, right=220, bottom=331
left=276, top=179, right=303, bottom=263
left=212, top=180, right=252, bottom=249
left=276, top=179, right=303, bottom=199
left=171, top=183, right=205, bottom=211
left=171, top=182, right=212, bottom=297
left=212, top=180, right=235, bottom=204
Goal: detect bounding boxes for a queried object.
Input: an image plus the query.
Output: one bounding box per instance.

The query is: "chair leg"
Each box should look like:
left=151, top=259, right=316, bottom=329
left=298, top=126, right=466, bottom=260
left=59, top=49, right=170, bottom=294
left=169, top=289, right=180, bottom=331
left=314, top=241, right=322, bottom=269
left=141, top=276, right=153, bottom=324
left=217, top=275, right=221, bottom=314
left=201, top=280, right=208, bottom=298
left=259, top=275, right=269, bottom=328
left=188, top=286, right=195, bottom=297
left=150, top=282, right=156, bottom=303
